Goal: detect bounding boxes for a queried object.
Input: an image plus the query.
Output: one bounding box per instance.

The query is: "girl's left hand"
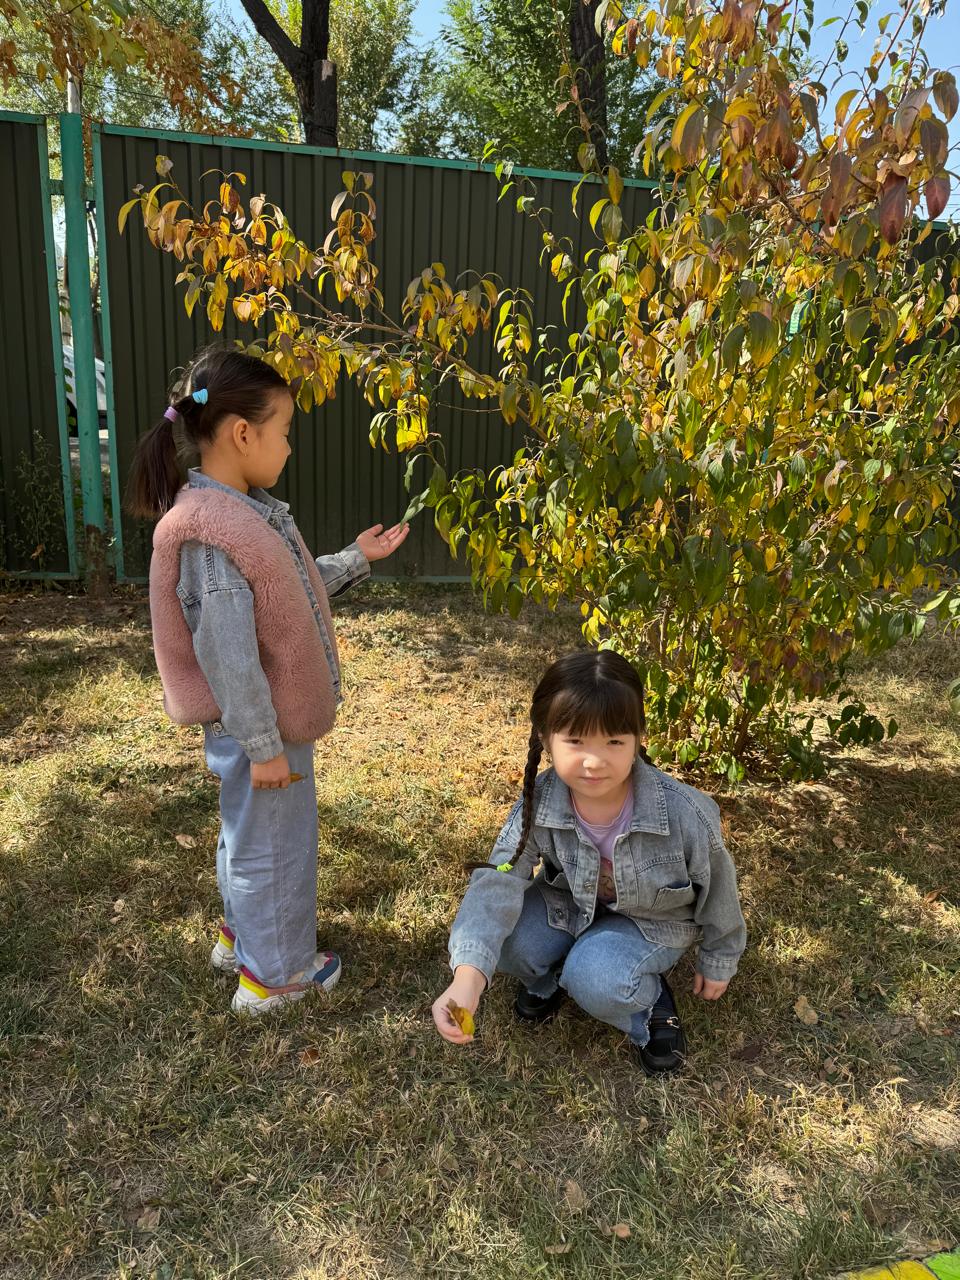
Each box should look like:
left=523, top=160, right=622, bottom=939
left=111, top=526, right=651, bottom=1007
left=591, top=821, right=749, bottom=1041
left=692, top=973, right=730, bottom=1001
left=356, top=522, right=411, bottom=563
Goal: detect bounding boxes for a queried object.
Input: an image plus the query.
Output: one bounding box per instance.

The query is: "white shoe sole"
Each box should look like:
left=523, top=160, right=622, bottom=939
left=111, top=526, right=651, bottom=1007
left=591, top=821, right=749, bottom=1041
left=231, top=952, right=342, bottom=1017
left=210, top=940, right=239, bottom=974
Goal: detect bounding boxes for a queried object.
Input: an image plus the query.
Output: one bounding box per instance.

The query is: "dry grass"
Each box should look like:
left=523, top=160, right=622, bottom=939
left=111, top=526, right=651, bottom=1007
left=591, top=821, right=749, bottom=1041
left=0, top=585, right=958, bottom=1280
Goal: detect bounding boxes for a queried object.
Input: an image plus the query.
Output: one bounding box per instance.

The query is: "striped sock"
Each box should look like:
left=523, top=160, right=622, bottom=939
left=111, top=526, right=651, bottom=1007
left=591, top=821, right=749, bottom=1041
left=218, top=924, right=236, bottom=951
left=238, top=965, right=271, bottom=1000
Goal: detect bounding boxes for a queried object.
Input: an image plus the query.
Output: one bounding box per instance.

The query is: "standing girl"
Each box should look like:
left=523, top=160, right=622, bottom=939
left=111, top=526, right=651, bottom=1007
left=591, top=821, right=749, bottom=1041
left=431, top=650, right=746, bottom=1073
left=126, top=347, right=409, bottom=1015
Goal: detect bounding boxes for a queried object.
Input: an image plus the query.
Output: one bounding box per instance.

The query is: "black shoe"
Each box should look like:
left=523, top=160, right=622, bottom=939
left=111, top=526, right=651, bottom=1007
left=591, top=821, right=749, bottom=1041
left=633, top=976, right=686, bottom=1075
left=514, top=985, right=565, bottom=1023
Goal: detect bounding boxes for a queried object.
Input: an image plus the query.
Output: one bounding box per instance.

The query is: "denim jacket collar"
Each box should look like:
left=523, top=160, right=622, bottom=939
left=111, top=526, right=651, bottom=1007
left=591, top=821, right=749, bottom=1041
left=534, top=759, right=670, bottom=836
left=186, top=467, right=291, bottom=524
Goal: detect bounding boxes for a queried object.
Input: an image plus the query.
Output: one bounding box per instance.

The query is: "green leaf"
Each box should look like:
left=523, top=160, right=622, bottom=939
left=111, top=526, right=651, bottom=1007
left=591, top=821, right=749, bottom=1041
left=844, top=307, right=871, bottom=351
left=721, top=323, right=745, bottom=372
left=746, top=312, right=778, bottom=366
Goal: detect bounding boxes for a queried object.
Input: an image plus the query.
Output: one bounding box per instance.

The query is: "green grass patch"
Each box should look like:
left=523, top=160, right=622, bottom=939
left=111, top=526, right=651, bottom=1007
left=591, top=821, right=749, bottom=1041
left=1, top=587, right=958, bottom=1279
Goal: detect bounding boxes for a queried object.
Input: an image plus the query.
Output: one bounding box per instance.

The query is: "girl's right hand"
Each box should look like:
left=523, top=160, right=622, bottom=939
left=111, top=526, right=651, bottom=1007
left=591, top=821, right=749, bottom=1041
left=251, top=752, right=292, bottom=789
left=432, top=966, right=487, bottom=1045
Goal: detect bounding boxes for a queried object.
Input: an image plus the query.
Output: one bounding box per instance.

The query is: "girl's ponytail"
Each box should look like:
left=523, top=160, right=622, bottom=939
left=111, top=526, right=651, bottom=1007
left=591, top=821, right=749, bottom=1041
left=124, top=414, right=182, bottom=519
left=123, top=345, right=291, bottom=521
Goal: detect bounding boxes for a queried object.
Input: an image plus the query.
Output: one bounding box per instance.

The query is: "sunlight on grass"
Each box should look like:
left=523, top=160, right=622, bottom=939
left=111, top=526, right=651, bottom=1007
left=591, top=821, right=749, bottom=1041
left=0, top=588, right=958, bottom=1278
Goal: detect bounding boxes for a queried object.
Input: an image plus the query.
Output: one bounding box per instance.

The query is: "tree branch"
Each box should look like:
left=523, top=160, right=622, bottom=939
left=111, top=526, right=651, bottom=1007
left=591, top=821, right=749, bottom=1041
left=238, top=0, right=302, bottom=75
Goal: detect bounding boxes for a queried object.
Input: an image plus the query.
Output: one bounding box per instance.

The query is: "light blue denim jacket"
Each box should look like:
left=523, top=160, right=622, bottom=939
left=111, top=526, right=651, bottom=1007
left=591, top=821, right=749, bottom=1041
left=449, top=761, right=747, bottom=984
left=176, top=469, right=369, bottom=763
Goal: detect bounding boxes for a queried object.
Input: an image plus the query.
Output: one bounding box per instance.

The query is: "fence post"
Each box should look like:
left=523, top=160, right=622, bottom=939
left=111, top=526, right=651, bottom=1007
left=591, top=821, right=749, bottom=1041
left=60, top=111, right=109, bottom=592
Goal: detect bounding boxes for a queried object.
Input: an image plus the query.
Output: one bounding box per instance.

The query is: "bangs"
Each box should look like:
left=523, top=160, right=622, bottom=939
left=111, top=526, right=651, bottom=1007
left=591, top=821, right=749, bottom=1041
left=544, top=678, right=643, bottom=740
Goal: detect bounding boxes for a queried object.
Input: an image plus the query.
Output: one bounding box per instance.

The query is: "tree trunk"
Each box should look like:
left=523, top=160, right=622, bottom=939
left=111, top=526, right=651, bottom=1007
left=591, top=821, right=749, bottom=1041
left=296, top=59, right=338, bottom=146
left=569, top=0, right=608, bottom=169
left=239, top=0, right=338, bottom=146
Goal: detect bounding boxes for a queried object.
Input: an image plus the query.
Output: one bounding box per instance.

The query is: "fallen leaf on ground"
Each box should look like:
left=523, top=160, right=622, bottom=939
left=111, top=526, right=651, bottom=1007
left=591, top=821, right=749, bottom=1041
left=793, top=995, right=818, bottom=1025
left=299, top=1047, right=323, bottom=1067
left=562, top=1179, right=587, bottom=1212
left=174, top=834, right=196, bottom=848
left=135, top=1205, right=160, bottom=1230
left=544, top=1241, right=573, bottom=1255
left=923, top=886, right=947, bottom=903
left=600, top=1222, right=631, bottom=1239
left=733, top=1041, right=764, bottom=1062
left=446, top=1000, right=475, bottom=1035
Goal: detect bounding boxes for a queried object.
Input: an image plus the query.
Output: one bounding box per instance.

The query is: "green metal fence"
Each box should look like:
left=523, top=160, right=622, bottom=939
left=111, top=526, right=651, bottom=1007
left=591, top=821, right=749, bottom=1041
left=0, top=112, right=77, bottom=579
left=93, top=124, right=657, bottom=581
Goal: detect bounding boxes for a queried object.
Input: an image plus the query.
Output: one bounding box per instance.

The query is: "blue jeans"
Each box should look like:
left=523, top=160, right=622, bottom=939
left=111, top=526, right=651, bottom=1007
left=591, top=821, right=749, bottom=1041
left=498, top=886, right=688, bottom=1046
left=205, top=725, right=319, bottom=987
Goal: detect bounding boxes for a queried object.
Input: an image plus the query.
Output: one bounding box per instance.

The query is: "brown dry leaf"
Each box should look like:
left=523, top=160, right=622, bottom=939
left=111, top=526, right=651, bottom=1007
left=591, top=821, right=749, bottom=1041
left=601, top=1222, right=631, bottom=1239
left=562, top=1179, right=587, bottom=1213
left=733, top=1041, right=764, bottom=1062
left=794, top=995, right=818, bottom=1026
left=289, top=772, right=305, bottom=783
left=544, top=1241, right=573, bottom=1255
left=446, top=1000, right=475, bottom=1036
left=299, top=1047, right=323, bottom=1067
left=135, top=1205, right=161, bottom=1230
left=923, top=886, right=947, bottom=903
left=174, top=834, right=196, bottom=848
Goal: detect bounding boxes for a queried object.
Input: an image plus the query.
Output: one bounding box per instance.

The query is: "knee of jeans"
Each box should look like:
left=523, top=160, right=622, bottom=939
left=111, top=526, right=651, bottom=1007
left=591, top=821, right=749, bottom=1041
left=497, top=931, right=546, bottom=984
left=561, top=942, right=660, bottom=1016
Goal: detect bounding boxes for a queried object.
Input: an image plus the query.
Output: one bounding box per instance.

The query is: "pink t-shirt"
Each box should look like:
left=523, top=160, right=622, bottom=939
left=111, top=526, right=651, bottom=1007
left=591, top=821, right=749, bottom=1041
left=573, top=789, right=634, bottom=903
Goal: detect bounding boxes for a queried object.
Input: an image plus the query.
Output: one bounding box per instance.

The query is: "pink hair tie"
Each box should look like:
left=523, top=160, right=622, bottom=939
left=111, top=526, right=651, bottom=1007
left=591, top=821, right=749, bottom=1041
left=163, top=406, right=178, bottom=423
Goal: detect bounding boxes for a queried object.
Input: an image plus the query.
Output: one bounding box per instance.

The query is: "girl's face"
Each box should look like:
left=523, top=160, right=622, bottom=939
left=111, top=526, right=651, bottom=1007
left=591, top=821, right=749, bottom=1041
left=546, top=726, right=638, bottom=807
left=242, top=389, right=294, bottom=490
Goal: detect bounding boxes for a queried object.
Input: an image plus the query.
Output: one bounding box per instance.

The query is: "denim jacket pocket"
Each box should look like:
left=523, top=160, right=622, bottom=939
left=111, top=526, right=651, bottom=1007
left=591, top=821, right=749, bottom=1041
left=536, top=881, right=577, bottom=934
left=540, top=861, right=569, bottom=890
left=652, top=881, right=697, bottom=911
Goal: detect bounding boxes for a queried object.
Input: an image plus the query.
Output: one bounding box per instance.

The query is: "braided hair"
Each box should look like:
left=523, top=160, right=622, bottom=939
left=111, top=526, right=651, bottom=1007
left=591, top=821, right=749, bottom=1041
left=475, top=649, right=651, bottom=875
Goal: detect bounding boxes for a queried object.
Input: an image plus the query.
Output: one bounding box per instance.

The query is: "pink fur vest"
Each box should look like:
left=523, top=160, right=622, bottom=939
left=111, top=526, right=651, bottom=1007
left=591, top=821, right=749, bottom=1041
left=149, top=486, right=340, bottom=742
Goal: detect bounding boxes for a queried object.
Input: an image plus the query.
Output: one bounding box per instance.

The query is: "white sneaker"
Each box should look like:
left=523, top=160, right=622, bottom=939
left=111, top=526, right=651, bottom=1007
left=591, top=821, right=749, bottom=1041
left=210, top=924, right=239, bottom=974
left=231, top=951, right=342, bottom=1016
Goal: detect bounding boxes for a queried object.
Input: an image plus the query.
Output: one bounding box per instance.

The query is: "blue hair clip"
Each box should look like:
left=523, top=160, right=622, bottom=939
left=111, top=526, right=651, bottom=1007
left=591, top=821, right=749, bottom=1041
left=191, top=388, right=209, bottom=405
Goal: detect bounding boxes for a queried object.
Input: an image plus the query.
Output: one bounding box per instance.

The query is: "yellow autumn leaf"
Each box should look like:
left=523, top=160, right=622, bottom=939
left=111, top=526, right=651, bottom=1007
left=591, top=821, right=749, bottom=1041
left=446, top=1000, right=475, bottom=1035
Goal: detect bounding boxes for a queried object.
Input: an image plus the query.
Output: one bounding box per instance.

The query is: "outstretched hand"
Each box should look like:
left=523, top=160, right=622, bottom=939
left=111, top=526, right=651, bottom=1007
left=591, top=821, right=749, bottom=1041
left=356, top=522, right=411, bottom=563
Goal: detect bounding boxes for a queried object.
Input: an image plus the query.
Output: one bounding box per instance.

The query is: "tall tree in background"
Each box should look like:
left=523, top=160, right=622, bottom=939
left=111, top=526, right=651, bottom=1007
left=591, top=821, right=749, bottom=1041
left=0, top=0, right=237, bottom=130
left=238, top=0, right=338, bottom=144
left=569, top=0, right=608, bottom=167
left=0, top=0, right=288, bottom=139
left=396, top=0, right=661, bottom=173
left=262, top=0, right=416, bottom=150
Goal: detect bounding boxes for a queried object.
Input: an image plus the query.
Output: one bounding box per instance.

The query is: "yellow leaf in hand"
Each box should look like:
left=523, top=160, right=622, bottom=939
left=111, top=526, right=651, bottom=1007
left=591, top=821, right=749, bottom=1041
left=446, top=999, right=475, bottom=1035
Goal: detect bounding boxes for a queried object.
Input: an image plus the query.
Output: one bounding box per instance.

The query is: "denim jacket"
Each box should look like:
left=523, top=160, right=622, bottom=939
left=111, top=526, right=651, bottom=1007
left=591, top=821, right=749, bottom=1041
left=176, top=469, right=369, bottom=762
left=449, top=761, right=747, bottom=984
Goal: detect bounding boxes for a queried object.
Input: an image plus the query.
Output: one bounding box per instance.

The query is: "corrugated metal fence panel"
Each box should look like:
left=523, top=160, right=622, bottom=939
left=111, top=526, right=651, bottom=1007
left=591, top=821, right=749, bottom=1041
left=97, top=127, right=655, bottom=580
left=0, top=114, right=74, bottom=577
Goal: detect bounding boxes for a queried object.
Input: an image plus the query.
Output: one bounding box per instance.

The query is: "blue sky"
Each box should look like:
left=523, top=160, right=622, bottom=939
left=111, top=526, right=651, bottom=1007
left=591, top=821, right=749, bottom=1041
left=228, top=0, right=959, bottom=207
